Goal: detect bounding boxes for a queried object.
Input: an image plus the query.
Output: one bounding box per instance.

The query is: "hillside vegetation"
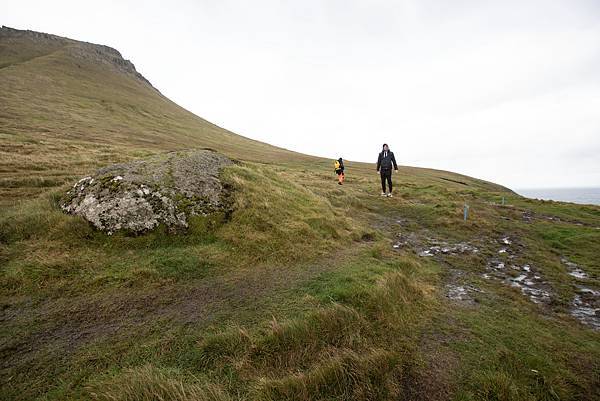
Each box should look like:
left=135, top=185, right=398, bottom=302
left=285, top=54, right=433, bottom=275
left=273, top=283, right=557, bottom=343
left=1, top=27, right=599, bottom=401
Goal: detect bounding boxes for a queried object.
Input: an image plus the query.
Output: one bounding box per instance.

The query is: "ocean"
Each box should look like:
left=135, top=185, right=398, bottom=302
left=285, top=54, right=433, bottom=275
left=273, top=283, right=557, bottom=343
left=516, top=187, right=600, bottom=206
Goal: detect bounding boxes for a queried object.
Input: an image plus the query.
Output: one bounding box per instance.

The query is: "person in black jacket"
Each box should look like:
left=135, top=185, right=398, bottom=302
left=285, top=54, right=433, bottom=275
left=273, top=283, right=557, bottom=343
left=376, top=143, right=398, bottom=197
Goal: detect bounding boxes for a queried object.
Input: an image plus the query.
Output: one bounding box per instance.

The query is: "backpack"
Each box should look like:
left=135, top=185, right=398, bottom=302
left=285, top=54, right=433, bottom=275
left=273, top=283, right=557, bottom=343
left=334, top=160, right=341, bottom=171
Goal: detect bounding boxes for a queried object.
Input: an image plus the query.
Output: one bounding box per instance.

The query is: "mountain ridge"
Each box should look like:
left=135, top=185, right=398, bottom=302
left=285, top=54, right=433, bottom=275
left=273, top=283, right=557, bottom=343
left=1, top=25, right=154, bottom=89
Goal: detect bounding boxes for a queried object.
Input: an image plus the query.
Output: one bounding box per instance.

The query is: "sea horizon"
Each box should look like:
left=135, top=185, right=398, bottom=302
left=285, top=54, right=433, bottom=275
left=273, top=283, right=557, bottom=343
left=516, top=186, right=600, bottom=206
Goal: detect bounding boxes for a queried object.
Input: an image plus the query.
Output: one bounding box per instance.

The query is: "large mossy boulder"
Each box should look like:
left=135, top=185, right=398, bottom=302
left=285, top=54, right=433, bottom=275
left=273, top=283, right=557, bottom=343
left=60, top=150, right=233, bottom=234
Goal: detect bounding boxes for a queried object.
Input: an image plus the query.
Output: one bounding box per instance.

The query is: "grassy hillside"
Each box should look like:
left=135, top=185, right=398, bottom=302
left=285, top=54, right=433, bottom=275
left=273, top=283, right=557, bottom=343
left=1, top=27, right=599, bottom=401
left=0, top=26, right=318, bottom=206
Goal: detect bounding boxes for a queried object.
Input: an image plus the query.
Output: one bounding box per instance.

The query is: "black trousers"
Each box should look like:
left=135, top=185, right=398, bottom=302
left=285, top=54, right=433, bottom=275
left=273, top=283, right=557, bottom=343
left=380, top=169, right=392, bottom=192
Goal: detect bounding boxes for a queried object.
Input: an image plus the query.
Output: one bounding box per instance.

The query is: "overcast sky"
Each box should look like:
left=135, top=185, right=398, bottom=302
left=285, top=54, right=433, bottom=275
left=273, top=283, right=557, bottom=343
left=4, top=0, right=600, bottom=189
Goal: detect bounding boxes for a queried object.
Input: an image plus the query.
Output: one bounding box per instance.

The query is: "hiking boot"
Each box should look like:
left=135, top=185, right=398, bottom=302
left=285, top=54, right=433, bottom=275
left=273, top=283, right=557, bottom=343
left=381, top=192, right=387, bottom=196
left=387, top=193, right=393, bottom=198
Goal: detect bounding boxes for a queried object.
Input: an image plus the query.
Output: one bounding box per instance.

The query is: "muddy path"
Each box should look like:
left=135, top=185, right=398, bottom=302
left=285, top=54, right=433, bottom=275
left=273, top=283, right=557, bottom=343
left=389, top=216, right=600, bottom=330
left=0, top=244, right=369, bottom=379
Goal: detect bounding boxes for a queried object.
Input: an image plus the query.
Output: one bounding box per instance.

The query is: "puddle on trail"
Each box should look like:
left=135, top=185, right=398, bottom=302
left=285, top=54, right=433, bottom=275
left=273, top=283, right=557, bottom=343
left=561, top=257, right=588, bottom=279
left=446, top=285, right=470, bottom=301
left=417, top=238, right=479, bottom=257
left=522, top=211, right=534, bottom=223
left=445, top=284, right=483, bottom=304
left=392, top=230, right=600, bottom=329
left=561, top=258, right=599, bottom=329
left=444, top=269, right=484, bottom=304
left=572, top=290, right=600, bottom=330
left=392, top=232, right=419, bottom=250
left=485, top=258, right=552, bottom=304
left=483, top=238, right=561, bottom=306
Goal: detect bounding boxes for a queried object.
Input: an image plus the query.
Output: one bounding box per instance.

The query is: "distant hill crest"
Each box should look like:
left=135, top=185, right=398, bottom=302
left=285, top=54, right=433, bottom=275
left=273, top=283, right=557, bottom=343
left=0, top=25, right=155, bottom=89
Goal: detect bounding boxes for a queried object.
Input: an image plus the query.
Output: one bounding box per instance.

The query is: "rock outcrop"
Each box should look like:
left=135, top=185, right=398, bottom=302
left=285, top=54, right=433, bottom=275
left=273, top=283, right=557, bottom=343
left=60, top=150, right=233, bottom=234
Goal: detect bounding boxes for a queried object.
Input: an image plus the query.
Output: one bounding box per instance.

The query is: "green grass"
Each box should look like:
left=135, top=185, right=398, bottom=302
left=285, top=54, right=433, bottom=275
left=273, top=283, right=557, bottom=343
left=1, top=27, right=599, bottom=400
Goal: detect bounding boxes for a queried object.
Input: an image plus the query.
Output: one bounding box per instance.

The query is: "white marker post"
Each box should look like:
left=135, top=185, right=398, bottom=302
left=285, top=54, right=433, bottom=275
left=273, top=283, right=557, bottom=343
left=464, top=203, right=469, bottom=221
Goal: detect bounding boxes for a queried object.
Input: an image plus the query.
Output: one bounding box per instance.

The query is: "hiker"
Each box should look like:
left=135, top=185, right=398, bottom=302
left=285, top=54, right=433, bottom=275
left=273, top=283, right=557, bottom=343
left=334, top=157, right=345, bottom=185
left=376, top=143, right=398, bottom=197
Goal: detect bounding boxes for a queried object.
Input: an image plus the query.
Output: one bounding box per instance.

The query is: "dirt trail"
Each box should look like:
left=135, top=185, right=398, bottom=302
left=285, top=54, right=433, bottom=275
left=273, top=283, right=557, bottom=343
left=389, top=214, right=600, bottom=330
left=0, top=244, right=367, bottom=377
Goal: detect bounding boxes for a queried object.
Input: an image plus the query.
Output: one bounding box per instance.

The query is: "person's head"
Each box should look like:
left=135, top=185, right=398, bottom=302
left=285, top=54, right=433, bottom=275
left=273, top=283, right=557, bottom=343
left=338, top=157, right=343, bottom=162
left=382, top=143, right=389, bottom=151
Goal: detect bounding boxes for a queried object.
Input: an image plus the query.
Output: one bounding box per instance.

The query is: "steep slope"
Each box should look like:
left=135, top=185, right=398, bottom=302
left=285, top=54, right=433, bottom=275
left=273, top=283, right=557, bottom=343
left=0, top=26, right=318, bottom=204
left=1, top=27, right=599, bottom=401
left=0, top=26, right=300, bottom=157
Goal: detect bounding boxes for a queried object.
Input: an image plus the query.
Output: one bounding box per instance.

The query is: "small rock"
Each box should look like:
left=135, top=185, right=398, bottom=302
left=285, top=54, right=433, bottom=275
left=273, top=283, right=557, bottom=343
left=576, top=286, right=600, bottom=297
left=419, top=250, right=433, bottom=257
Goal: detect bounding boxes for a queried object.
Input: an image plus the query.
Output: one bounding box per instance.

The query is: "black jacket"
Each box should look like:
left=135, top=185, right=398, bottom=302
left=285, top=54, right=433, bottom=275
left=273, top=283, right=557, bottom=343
left=377, top=150, right=398, bottom=171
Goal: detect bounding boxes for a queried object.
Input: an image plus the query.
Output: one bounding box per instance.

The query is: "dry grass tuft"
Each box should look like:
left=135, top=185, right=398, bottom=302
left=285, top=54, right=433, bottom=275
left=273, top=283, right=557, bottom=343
left=87, top=365, right=231, bottom=401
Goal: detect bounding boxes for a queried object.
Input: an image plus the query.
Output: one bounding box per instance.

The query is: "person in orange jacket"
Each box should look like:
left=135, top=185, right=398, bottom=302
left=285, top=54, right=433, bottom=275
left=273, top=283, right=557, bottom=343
left=334, top=157, right=345, bottom=185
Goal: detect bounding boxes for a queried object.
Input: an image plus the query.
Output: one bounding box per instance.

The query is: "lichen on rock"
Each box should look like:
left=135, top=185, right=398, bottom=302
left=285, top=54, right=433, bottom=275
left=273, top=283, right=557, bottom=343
left=60, top=150, right=233, bottom=235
